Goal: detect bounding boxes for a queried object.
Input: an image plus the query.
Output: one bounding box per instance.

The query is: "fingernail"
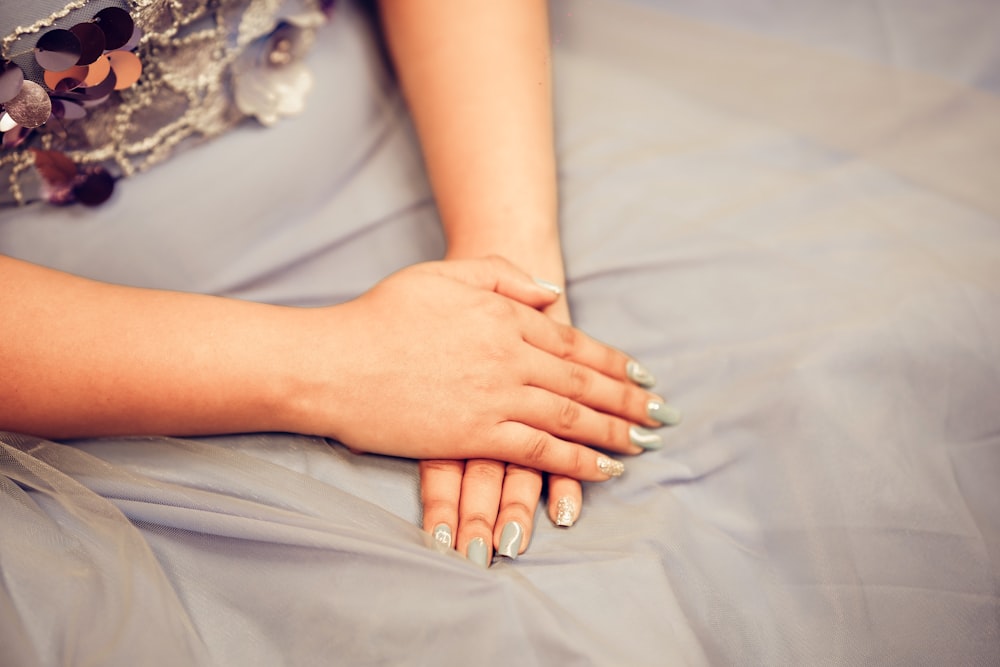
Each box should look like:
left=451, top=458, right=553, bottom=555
left=432, top=523, right=453, bottom=551
left=647, top=399, right=683, bottom=426
left=596, top=455, right=625, bottom=477
left=555, top=496, right=577, bottom=527
left=497, top=522, right=524, bottom=559
left=466, top=537, right=490, bottom=568
left=532, top=277, right=563, bottom=295
left=629, top=425, right=663, bottom=451
left=626, top=360, right=656, bottom=388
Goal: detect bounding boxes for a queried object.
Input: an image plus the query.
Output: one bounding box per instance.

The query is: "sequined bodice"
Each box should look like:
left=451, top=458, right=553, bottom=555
left=0, top=0, right=331, bottom=206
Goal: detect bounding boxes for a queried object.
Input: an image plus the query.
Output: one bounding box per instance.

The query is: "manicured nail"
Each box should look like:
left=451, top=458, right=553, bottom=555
left=555, top=496, right=577, bottom=527
left=532, top=277, right=563, bottom=295
left=626, top=360, right=656, bottom=388
left=629, top=425, right=663, bottom=450
left=432, top=523, right=452, bottom=551
left=647, top=399, right=683, bottom=426
left=466, top=537, right=490, bottom=568
left=497, top=522, right=524, bottom=559
left=596, top=455, right=625, bottom=477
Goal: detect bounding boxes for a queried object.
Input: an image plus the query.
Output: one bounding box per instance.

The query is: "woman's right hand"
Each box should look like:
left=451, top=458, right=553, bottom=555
left=289, top=256, right=660, bottom=481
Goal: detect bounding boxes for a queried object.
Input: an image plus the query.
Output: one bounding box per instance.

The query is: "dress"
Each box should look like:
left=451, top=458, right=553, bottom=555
left=0, top=0, right=436, bottom=303
left=1, top=1, right=998, bottom=665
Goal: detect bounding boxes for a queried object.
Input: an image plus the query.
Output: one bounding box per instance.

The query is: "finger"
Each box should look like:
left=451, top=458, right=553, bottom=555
left=513, top=386, right=644, bottom=455
left=420, top=459, right=465, bottom=551
left=425, top=256, right=562, bottom=310
left=485, top=422, right=626, bottom=482
left=512, top=305, right=682, bottom=424
left=520, top=350, right=674, bottom=430
left=547, top=475, right=583, bottom=528
left=493, top=465, right=543, bottom=559
left=456, top=458, right=505, bottom=568
left=514, top=304, right=635, bottom=380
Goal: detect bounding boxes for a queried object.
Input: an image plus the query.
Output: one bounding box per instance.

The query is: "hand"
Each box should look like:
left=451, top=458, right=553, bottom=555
left=292, top=257, right=659, bottom=480
left=417, top=277, right=678, bottom=566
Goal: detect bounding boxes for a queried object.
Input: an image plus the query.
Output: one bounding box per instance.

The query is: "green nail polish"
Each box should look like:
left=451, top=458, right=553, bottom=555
left=647, top=400, right=682, bottom=426
left=532, top=277, right=563, bottom=295
left=629, top=425, right=663, bottom=450
left=497, top=522, right=524, bottom=559
left=466, top=538, right=489, bottom=568
left=626, top=360, right=656, bottom=388
left=432, top=523, right=453, bottom=551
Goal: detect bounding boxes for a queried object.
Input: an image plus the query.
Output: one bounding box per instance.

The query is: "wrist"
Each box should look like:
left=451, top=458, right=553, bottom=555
left=444, top=234, right=566, bottom=286
left=267, top=303, right=356, bottom=440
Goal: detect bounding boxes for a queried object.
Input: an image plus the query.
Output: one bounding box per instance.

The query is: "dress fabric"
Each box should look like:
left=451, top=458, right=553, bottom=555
left=1, top=1, right=999, bottom=665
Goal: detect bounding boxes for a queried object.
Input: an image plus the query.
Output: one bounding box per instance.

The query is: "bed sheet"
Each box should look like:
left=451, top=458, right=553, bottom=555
left=2, top=0, right=999, bottom=665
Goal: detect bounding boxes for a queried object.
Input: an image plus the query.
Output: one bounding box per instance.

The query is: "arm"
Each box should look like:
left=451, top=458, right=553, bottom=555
left=377, top=1, right=620, bottom=563
left=377, top=0, right=564, bottom=285
left=0, top=254, right=306, bottom=439
left=0, top=254, right=644, bottom=480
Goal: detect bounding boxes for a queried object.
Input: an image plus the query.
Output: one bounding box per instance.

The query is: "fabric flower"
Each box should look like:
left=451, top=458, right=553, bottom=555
left=231, top=21, right=317, bottom=127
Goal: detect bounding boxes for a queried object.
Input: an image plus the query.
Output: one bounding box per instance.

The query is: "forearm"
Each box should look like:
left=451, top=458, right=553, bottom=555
left=378, top=0, right=562, bottom=280
left=0, top=256, right=315, bottom=439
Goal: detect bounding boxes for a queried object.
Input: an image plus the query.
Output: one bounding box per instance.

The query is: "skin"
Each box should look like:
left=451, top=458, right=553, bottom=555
left=0, top=254, right=656, bottom=479
left=376, top=1, right=666, bottom=562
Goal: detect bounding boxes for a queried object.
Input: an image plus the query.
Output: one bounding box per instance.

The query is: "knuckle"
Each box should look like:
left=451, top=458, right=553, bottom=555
left=557, top=398, right=581, bottom=431
left=421, top=460, right=461, bottom=476
left=568, top=364, right=592, bottom=401
left=464, top=460, right=506, bottom=485
left=604, top=345, right=622, bottom=376
left=501, top=501, right=536, bottom=521
left=460, top=512, right=496, bottom=533
left=566, top=445, right=584, bottom=476
left=522, top=431, right=550, bottom=465
left=618, top=383, right=637, bottom=417
left=481, top=293, right=517, bottom=321
left=504, top=463, right=538, bottom=476
left=604, top=416, right=620, bottom=450
left=556, top=324, right=578, bottom=359
left=421, top=497, right=455, bottom=517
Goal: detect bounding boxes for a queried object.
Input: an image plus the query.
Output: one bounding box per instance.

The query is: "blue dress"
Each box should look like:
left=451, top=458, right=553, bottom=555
left=2, top=0, right=999, bottom=664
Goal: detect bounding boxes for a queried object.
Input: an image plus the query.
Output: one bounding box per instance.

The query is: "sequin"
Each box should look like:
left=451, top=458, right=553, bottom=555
left=121, top=26, right=143, bottom=53
left=94, top=7, right=134, bottom=51
left=51, top=99, right=86, bottom=121
left=0, top=112, right=16, bottom=133
left=74, top=69, right=117, bottom=100
left=5, top=81, right=51, bottom=129
left=35, top=29, right=83, bottom=72
left=107, top=51, right=141, bottom=90
left=82, top=55, right=111, bottom=87
left=1, top=125, right=30, bottom=150
left=0, top=63, right=24, bottom=105
left=0, top=0, right=329, bottom=207
left=44, top=66, right=87, bottom=93
left=73, top=168, right=114, bottom=206
left=69, top=23, right=107, bottom=66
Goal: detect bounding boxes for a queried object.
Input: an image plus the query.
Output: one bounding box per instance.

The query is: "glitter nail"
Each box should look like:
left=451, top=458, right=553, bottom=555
left=596, top=456, right=625, bottom=477
left=555, top=496, right=576, bottom=527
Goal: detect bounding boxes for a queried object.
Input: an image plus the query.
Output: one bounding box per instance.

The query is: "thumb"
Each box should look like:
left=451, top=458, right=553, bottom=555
left=431, top=255, right=563, bottom=309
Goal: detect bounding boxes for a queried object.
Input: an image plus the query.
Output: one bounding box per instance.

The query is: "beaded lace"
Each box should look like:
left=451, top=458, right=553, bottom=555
left=0, top=0, right=331, bottom=206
